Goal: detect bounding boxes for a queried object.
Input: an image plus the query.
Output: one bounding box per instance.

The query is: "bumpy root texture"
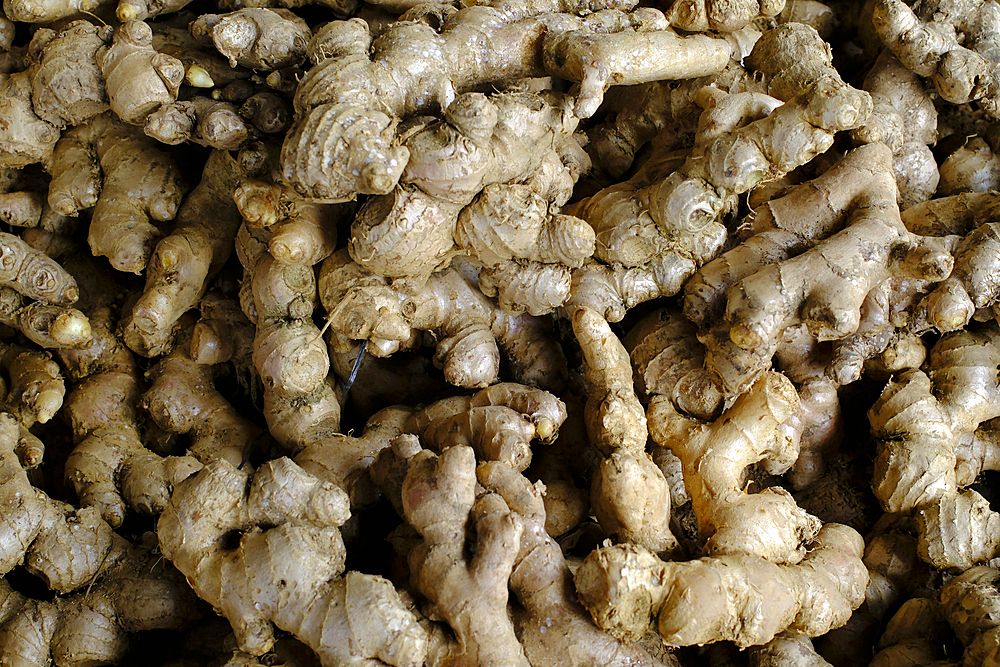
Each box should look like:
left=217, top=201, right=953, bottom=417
left=574, top=523, right=867, bottom=648
left=573, top=306, right=675, bottom=555
left=477, top=461, right=670, bottom=667
left=567, top=23, right=871, bottom=322
left=61, top=306, right=200, bottom=527
left=0, top=288, right=90, bottom=350
left=3, top=0, right=106, bottom=22
left=99, top=20, right=184, bottom=125
left=869, top=325, right=1000, bottom=569
left=648, top=371, right=824, bottom=563
left=145, top=97, right=251, bottom=150
left=664, top=0, right=784, bottom=32
left=456, top=183, right=596, bottom=316
left=191, top=9, right=310, bottom=70
left=872, top=0, right=1000, bottom=117
left=939, top=566, right=1000, bottom=665
left=0, top=341, right=63, bottom=425
left=0, top=533, right=202, bottom=667
left=402, top=445, right=528, bottom=667
left=349, top=90, right=581, bottom=284
left=688, top=143, right=953, bottom=394
left=851, top=50, right=939, bottom=209
left=282, top=7, right=733, bottom=200
left=48, top=113, right=186, bottom=274
left=122, top=150, right=242, bottom=357
left=158, top=458, right=427, bottom=666
left=0, top=412, right=131, bottom=595
left=749, top=636, right=831, bottom=667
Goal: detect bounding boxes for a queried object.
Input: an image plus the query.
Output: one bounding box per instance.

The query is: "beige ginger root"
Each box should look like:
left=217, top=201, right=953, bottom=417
left=664, top=0, right=785, bottom=32
left=869, top=325, right=1000, bottom=569
left=158, top=457, right=427, bottom=666
left=121, top=150, right=243, bottom=356
left=145, top=97, right=251, bottom=150
left=939, top=566, right=1000, bottom=666
left=0, top=533, right=202, bottom=667
left=573, top=523, right=868, bottom=648
left=48, top=113, right=186, bottom=274
left=99, top=20, right=184, bottom=125
left=282, top=8, right=736, bottom=200
left=191, top=9, right=310, bottom=71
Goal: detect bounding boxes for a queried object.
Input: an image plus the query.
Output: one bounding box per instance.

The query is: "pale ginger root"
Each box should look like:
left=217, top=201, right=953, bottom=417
left=938, top=135, right=1000, bottom=196
left=566, top=23, right=872, bottom=321
left=320, top=251, right=568, bottom=390
left=282, top=7, right=736, bottom=200
left=145, top=97, right=251, bottom=150
left=348, top=89, right=585, bottom=284
left=664, top=0, right=785, bottom=32
left=158, top=457, right=427, bottom=666
left=99, top=20, right=184, bottom=125
left=191, top=9, right=310, bottom=70
left=401, top=445, right=528, bottom=667
left=48, top=113, right=187, bottom=274
left=868, top=597, right=954, bottom=667
left=477, top=460, right=671, bottom=667
left=685, top=143, right=954, bottom=394
left=457, top=183, right=596, bottom=316
left=573, top=306, right=676, bottom=555
left=573, top=523, right=868, bottom=648
left=871, top=0, right=1000, bottom=117
left=939, top=566, right=1000, bottom=666
left=189, top=289, right=255, bottom=367
left=0, top=533, right=203, bottom=667
left=0, top=412, right=133, bottom=594
left=0, top=286, right=91, bottom=349
left=869, top=325, right=1000, bottom=569
left=61, top=304, right=201, bottom=527
left=749, top=636, right=831, bottom=667
left=648, top=371, right=826, bottom=564
left=2, top=0, right=108, bottom=23
left=151, top=23, right=254, bottom=90
left=851, top=50, right=939, bottom=209
left=121, top=149, right=242, bottom=356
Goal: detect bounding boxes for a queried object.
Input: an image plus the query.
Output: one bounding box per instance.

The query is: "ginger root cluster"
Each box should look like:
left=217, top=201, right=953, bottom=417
left=3, top=1, right=1000, bottom=667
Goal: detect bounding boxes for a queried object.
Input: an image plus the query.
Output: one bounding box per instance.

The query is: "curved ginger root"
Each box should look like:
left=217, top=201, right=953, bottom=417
left=574, top=523, right=867, bottom=648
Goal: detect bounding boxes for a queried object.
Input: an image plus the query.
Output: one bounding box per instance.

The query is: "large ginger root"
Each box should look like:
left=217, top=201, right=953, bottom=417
left=851, top=50, right=939, bottom=209
left=121, top=149, right=242, bottom=356
left=685, top=143, right=954, bottom=394
left=282, top=7, right=736, bottom=200
left=158, top=457, right=427, bottom=666
left=566, top=23, right=872, bottom=322
left=0, top=533, right=202, bottom=667
left=0, top=340, right=63, bottom=425
left=145, top=97, right=252, bottom=150
left=190, top=9, right=310, bottom=70
left=320, top=252, right=568, bottom=390
left=939, top=566, right=1000, bottom=666
left=402, top=445, right=528, bottom=667
left=99, top=20, right=184, bottom=125
left=648, top=371, right=825, bottom=563
left=477, top=460, right=670, bottom=667
left=48, top=113, right=187, bottom=274
left=871, top=0, right=1000, bottom=118
left=573, top=523, right=867, bottom=648
left=868, top=324, right=1000, bottom=570
left=573, top=306, right=676, bottom=555
left=664, top=0, right=785, bottom=32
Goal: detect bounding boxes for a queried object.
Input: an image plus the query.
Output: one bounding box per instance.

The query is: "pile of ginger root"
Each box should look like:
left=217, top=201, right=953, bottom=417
left=5, top=0, right=1000, bottom=665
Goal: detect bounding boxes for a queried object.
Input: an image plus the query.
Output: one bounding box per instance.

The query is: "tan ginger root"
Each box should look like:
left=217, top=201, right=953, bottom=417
left=320, top=252, right=568, bottom=390
left=48, top=113, right=187, bottom=274
left=0, top=286, right=91, bottom=349
left=99, top=20, right=184, bottom=125
left=0, top=341, right=63, bottom=425
left=566, top=23, right=872, bottom=322
left=145, top=97, right=251, bottom=150
left=872, top=0, right=1000, bottom=118
left=664, top=0, right=785, bottom=32
left=121, top=150, right=242, bottom=356
left=573, top=306, right=676, bottom=555
left=939, top=566, right=1000, bottom=666
left=573, top=523, right=867, bottom=648
left=402, top=445, right=528, bottom=667
left=868, top=324, right=1000, bottom=570
left=648, top=371, right=826, bottom=564
left=158, top=457, right=427, bottom=666
left=0, top=412, right=134, bottom=595
left=684, top=143, right=955, bottom=394
left=0, top=533, right=202, bottom=667
left=476, top=460, right=670, bottom=667
left=282, top=7, right=736, bottom=200
left=191, top=9, right=310, bottom=71
left=851, top=50, right=940, bottom=209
